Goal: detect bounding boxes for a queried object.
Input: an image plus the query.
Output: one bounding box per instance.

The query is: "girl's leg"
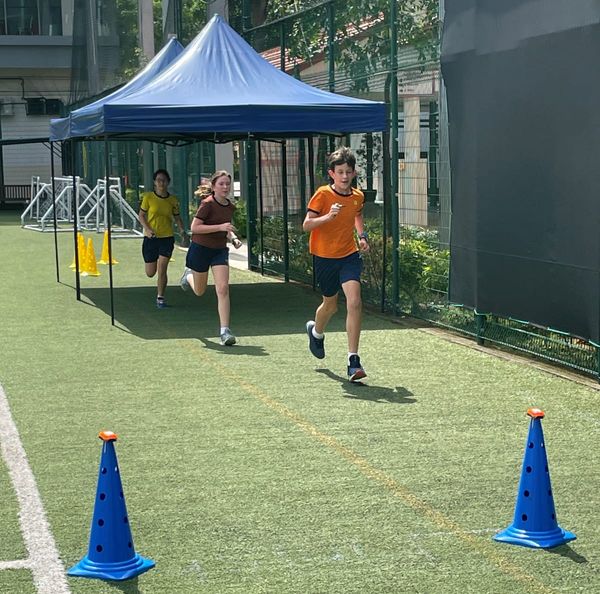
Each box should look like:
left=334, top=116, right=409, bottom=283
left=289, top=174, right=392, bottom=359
left=212, top=264, right=231, bottom=328
left=189, top=270, right=209, bottom=296
left=156, top=255, right=170, bottom=297
left=144, top=261, right=157, bottom=278
left=341, top=280, right=362, bottom=353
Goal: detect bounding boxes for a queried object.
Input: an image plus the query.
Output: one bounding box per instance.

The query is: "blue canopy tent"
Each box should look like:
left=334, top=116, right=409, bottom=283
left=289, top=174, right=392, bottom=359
left=50, top=14, right=387, bottom=324
left=50, top=15, right=385, bottom=143
left=50, top=37, right=184, bottom=141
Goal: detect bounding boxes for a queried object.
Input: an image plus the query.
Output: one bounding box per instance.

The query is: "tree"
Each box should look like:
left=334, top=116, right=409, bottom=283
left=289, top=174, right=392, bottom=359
left=153, top=0, right=208, bottom=49
left=230, top=0, right=439, bottom=94
left=116, top=0, right=143, bottom=79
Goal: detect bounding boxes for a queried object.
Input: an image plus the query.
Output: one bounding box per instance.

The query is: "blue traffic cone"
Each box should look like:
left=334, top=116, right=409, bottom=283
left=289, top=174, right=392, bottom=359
left=493, top=408, right=576, bottom=549
left=68, top=431, right=155, bottom=580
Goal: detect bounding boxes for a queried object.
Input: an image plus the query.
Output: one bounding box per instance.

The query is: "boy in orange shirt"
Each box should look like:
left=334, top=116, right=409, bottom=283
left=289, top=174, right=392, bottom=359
left=303, top=147, right=370, bottom=381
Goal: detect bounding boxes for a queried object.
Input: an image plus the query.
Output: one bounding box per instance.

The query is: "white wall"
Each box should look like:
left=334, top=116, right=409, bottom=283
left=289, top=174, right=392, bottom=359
left=2, top=104, right=61, bottom=184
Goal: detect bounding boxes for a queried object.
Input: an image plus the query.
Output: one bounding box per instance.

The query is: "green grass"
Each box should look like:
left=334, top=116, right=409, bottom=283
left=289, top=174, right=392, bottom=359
left=0, top=213, right=599, bottom=593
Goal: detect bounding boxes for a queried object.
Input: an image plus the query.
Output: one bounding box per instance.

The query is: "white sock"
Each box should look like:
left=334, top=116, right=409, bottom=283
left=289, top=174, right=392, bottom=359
left=220, top=327, right=229, bottom=335
left=348, top=352, right=358, bottom=364
left=312, top=327, right=324, bottom=339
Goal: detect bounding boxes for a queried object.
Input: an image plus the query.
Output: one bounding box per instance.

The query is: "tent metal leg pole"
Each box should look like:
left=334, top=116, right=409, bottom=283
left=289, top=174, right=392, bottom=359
left=50, top=140, right=60, bottom=283
left=281, top=139, right=289, bottom=282
left=104, top=137, right=115, bottom=326
left=257, top=140, right=264, bottom=277
left=72, top=140, right=81, bottom=301
left=389, top=0, right=400, bottom=315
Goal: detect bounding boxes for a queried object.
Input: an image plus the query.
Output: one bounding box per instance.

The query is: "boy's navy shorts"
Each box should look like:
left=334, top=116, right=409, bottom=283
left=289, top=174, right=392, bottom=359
left=142, top=236, right=175, bottom=263
left=186, top=242, right=229, bottom=273
left=314, top=251, right=362, bottom=297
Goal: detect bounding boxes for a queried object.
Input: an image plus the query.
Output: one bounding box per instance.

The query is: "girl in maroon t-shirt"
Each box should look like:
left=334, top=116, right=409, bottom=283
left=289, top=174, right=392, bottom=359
left=180, top=170, right=240, bottom=346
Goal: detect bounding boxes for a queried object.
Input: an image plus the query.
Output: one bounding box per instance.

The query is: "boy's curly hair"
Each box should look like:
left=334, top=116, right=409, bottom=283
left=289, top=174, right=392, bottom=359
left=327, top=146, right=356, bottom=171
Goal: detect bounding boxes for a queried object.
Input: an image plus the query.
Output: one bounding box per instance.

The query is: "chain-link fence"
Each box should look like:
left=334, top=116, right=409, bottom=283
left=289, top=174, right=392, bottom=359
left=239, top=0, right=599, bottom=379
left=64, top=0, right=598, bottom=379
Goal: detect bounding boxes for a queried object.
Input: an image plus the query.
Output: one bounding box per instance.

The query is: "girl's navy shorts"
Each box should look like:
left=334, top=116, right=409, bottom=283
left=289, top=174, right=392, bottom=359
left=142, top=236, right=175, bottom=263
left=186, top=242, right=229, bottom=273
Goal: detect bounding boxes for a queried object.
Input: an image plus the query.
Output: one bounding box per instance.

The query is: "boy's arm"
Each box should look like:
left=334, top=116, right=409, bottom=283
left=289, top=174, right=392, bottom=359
left=354, top=212, right=370, bottom=252
left=302, top=204, right=342, bottom=232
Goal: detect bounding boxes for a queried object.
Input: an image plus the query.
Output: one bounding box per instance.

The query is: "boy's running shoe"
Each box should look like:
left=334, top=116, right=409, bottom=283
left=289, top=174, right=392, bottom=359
left=220, top=329, right=237, bottom=346
left=347, top=355, right=366, bottom=382
left=180, top=267, right=191, bottom=291
left=156, top=297, right=167, bottom=309
left=306, top=320, right=325, bottom=359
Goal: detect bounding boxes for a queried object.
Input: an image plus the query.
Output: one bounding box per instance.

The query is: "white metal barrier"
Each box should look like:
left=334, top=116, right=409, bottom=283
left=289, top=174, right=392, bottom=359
left=21, top=175, right=142, bottom=237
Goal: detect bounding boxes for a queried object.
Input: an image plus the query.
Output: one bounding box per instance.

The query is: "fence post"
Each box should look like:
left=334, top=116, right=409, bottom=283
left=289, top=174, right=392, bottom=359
left=475, top=312, right=486, bottom=345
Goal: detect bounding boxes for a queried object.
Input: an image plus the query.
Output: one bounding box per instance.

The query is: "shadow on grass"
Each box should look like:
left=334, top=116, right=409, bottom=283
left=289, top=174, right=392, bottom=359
left=315, top=368, right=416, bottom=404
left=545, top=544, right=587, bottom=563
left=198, top=337, right=269, bottom=357
left=103, top=576, right=141, bottom=593
left=81, top=282, right=400, bottom=341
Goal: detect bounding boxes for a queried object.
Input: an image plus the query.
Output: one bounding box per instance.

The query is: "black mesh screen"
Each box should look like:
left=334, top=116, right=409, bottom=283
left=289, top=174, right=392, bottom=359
left=442, top=0, right=600, bottom=342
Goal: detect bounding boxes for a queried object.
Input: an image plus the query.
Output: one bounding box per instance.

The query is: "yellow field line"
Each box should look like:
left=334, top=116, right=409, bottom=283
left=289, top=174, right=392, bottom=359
left=181, top=340, right=559, bottom=594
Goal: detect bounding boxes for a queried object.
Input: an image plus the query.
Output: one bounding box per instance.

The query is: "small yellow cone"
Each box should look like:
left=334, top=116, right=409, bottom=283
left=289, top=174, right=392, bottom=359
left=69, top=233, right=86, bottom=272
left=98, top=230, right=118, bottom=265
left=84, top=237, right=101, bottom=277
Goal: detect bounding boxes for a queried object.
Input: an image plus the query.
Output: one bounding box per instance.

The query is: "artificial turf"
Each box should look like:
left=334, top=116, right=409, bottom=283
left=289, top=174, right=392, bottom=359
left=0, top=213, right=599, bottom=593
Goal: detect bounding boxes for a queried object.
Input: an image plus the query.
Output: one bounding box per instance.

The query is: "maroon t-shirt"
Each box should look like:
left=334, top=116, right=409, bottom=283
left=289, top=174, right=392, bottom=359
left=192, top=196, right=236, bottom=249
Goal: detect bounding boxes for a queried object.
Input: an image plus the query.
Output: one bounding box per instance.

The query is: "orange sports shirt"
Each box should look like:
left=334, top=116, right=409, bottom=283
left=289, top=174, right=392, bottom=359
left=306, top=185, right=364, bottom=258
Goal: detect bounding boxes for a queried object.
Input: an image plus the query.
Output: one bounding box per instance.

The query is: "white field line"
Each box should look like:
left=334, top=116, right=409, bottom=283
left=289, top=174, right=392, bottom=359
left=0, top=384, right=70, bottom=593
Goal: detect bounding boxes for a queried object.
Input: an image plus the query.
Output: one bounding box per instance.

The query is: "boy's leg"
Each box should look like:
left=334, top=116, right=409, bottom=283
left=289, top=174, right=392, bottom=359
left=314, top=294, right=338, bottom=334
left=341, top=280, right=362, bottom=353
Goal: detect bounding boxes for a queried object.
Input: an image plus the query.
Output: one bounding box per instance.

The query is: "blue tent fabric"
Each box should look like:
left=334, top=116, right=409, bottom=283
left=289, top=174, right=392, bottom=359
left=49, top=38, right=184, bottom=141
left=51, top=15, right=386, bottom=141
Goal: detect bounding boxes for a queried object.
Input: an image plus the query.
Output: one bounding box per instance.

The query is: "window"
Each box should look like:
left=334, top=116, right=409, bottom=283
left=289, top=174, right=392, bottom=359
left=0, top=0, right=62, bottom=36
left=5, top=0, right=39, bottom=35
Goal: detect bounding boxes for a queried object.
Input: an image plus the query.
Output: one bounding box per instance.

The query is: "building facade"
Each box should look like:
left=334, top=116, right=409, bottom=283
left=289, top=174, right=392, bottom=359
left=0, top=0, right=75, bottom=187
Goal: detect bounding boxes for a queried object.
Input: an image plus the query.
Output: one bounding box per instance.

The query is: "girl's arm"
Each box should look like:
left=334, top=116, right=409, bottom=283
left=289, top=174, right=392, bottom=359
left=138, top=209, right=154, bottom=237
left=191, top=216, right=236, bottom=235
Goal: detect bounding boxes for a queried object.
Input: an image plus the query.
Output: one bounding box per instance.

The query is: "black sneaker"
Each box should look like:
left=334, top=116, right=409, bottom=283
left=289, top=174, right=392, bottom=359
left=347, top=355, right=366, bottom=382
left=306, top=320, right=325, bottom=359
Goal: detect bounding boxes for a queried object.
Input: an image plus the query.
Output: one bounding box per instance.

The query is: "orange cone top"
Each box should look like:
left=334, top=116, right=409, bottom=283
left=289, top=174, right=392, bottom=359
left=98, top=430, right=118, bottom=441
left=527, top=407, right=545, bottom=419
